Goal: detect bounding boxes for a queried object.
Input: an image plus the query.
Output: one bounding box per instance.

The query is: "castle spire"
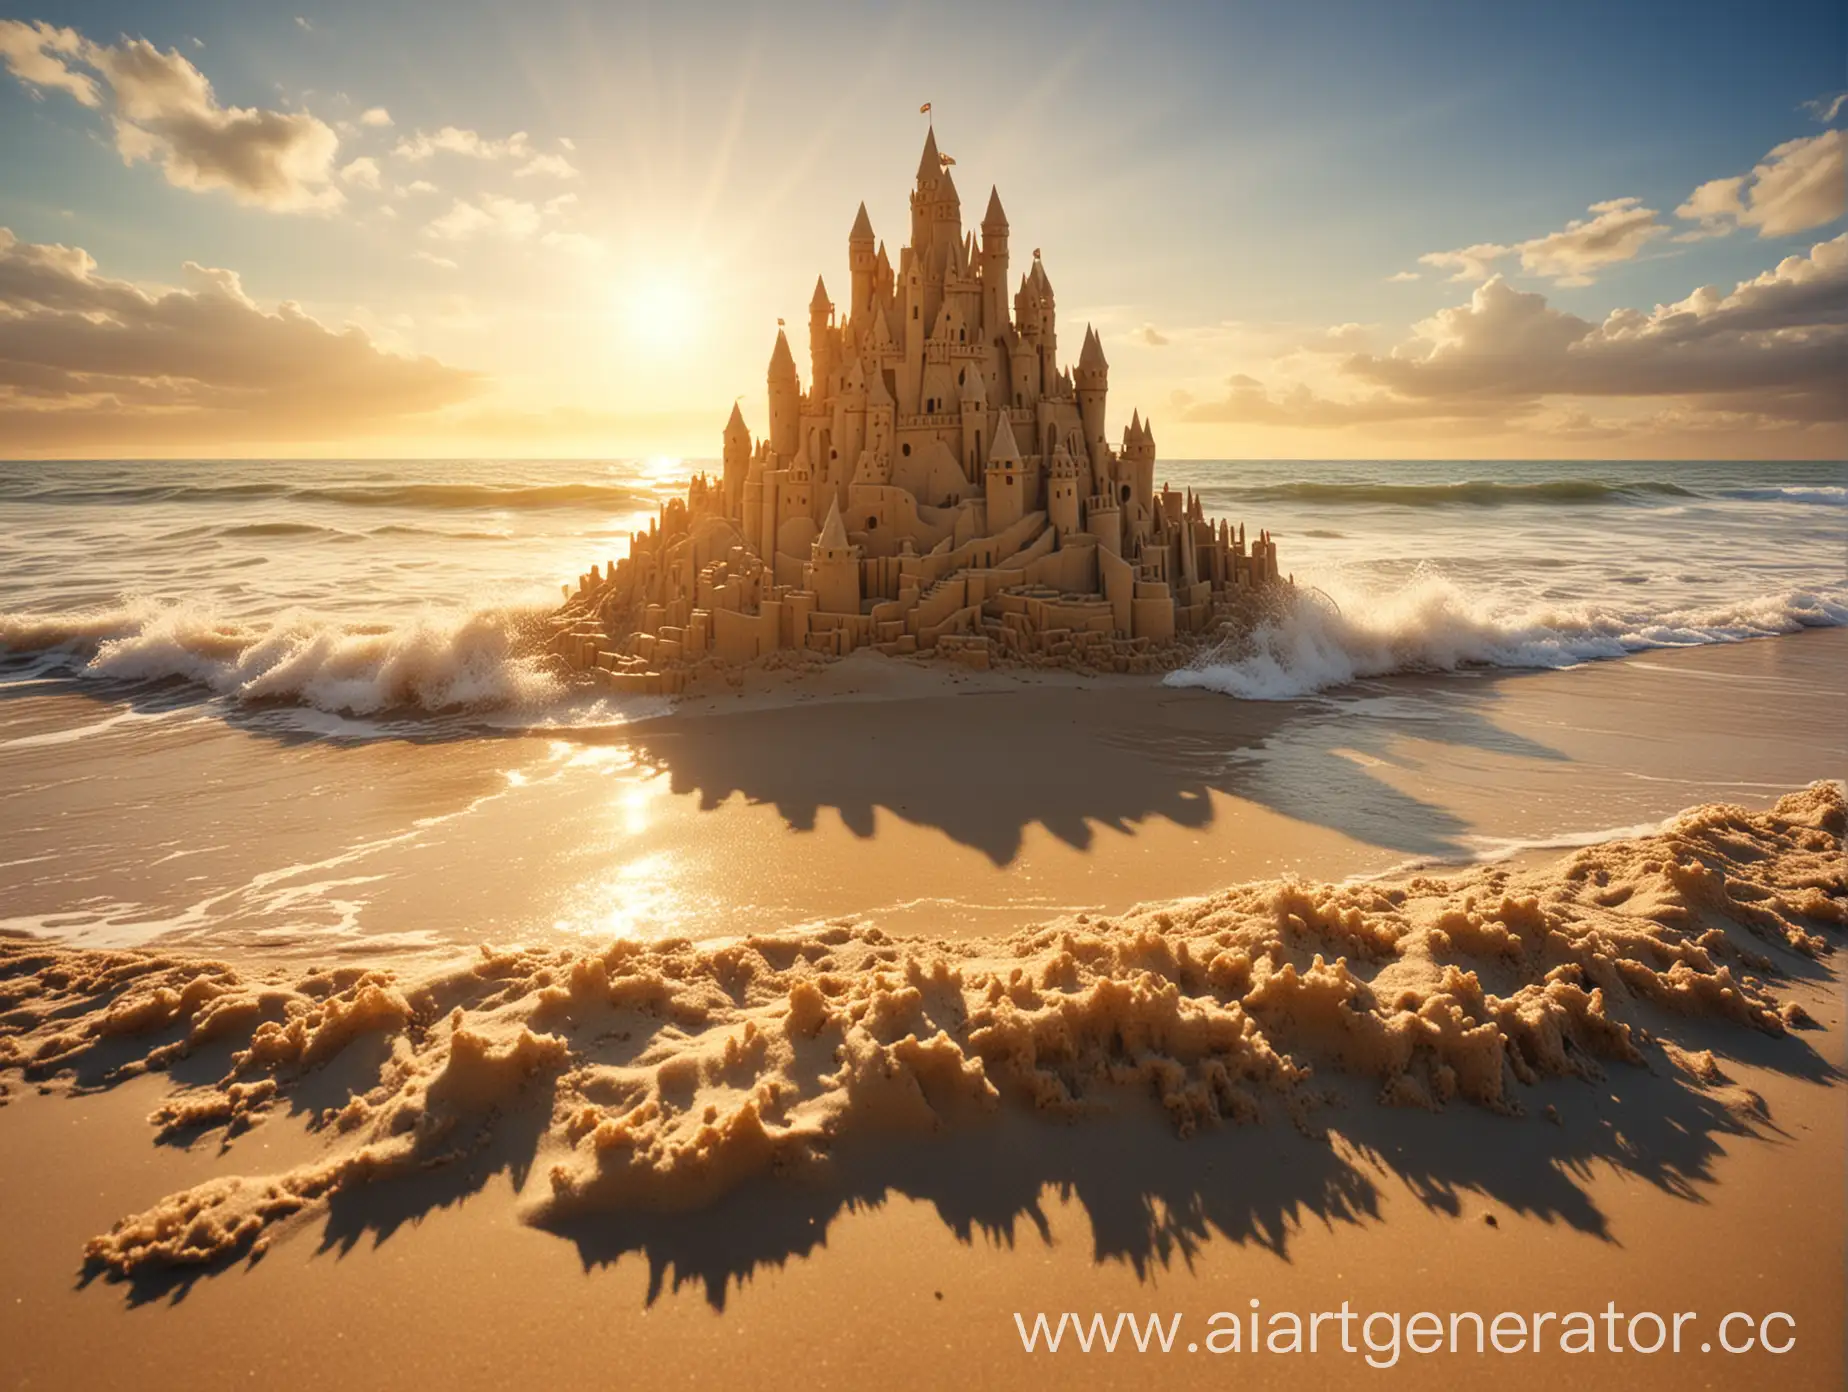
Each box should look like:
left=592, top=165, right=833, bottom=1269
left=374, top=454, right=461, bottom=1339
left=988, top=409, right=1022, bottom=466
left=1078, top=324, right=1107, bottom=372
left=916, top=126, right=941, bottom=186
left=769, top=327, right=796, bottom=375
left=818, top=494, right=850, bottom=551
left=849, top=201, right=874, bottom=244
left=983, top=185, right=1007, bottom=230
left=810, top=275, right=831, bottom=313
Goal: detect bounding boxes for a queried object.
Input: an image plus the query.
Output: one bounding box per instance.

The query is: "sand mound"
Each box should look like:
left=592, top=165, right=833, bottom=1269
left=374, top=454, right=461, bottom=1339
left=2, top=783, right=1839, bottom=1278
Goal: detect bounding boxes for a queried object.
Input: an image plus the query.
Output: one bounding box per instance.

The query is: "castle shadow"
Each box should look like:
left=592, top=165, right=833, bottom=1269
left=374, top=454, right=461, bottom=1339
left=614, top=674, right=1570, bottom=866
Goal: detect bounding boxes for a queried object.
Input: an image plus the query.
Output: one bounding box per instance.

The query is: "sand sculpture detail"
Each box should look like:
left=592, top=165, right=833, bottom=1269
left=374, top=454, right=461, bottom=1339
left=4, top=782, right=1838, bottom=1279
left=551, top=129, right=1287, bottom=692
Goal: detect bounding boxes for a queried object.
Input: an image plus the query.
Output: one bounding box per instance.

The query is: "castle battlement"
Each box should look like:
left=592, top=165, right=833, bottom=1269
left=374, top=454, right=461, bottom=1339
left=551, top=124, right=1287, bottom=685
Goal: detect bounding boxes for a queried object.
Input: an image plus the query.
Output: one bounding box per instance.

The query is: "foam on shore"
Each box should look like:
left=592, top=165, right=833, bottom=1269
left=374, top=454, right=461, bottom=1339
left=2, top=784, right=1839, bottom=1278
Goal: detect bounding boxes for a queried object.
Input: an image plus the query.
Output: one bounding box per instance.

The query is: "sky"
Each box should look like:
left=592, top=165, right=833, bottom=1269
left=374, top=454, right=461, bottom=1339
left=0, top=0, right=1843, bottom=461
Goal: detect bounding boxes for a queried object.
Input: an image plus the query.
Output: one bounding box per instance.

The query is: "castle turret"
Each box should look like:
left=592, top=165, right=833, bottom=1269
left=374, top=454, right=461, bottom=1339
left=959, top=362, right=987, bottom=480
left=807, top=496, right=861, bottom=616
left=980, top=185, right=1009, bottom=339
left=1047, top=437, right=1080, bottom=539
left=722, top=401, right=751, bottom=519
left=809, top=276, right=835, bottom=396
left=984, top=409, right=1025, bottom=534
left=848, top=202, right=875, bottom=320
left=1124, top=410, right=1156, bottom=519
left=768, top=327, right=799, bottom=459
left=1076, top=324, right=1109, bottom=473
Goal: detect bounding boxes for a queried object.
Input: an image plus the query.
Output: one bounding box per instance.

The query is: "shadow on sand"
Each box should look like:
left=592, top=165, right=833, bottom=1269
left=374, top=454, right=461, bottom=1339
left=71, top=966, right=1837, bottom=1313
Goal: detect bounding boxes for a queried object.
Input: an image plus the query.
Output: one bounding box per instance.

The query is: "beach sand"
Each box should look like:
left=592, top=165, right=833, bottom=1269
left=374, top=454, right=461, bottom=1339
left=0, top=632, right=1842, bottom=1390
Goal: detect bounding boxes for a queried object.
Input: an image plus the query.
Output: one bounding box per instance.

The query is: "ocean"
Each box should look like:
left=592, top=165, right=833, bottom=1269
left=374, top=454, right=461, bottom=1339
left=0, top=456, right=1842, bottom=956
left=1, top=456, right=1842, bottom=726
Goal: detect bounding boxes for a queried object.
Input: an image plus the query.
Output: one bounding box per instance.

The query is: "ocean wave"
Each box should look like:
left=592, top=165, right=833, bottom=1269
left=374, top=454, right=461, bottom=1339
left=4, top=480, right=659, bottom=512
left=1714, top=485, right=1847, bottom=506
left=1217, top=479, right=1700, bottom=507
left=1166, top=574, right=1848, bottom=700
left=0, top=600, right=575, bottom=718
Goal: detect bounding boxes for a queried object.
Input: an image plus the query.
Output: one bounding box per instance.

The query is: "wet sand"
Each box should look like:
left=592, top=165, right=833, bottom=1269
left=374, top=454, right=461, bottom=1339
left=0, top=628, right=1841, bottom=956
left=0, top=784, right=1841, bottom=1391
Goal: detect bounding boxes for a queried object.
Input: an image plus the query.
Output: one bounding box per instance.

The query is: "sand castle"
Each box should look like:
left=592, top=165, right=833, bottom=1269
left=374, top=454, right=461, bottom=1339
left=552, top=125, right=1287, bottom=693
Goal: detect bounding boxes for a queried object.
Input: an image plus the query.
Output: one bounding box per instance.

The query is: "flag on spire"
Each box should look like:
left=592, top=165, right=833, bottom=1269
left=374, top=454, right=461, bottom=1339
left=919, top=101, right=931, bottom=114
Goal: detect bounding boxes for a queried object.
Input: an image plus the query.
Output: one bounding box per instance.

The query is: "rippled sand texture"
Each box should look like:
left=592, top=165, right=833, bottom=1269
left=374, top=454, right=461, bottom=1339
left=3, top=783, right=1837, bottom=1286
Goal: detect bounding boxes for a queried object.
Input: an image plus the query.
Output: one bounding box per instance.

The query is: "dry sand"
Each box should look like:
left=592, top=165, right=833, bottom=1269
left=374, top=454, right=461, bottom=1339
left=1, top=781, right=1841, bottom=1389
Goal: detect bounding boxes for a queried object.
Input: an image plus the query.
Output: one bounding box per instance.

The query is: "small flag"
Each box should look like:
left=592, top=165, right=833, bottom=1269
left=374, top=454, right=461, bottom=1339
left=939, top=154, right=955, bottom=167
left=919, top=102, right=931, bottom=114
left=776, top=317, right=785, bottom=326
left=1033, top=247, right=1041, bottom=259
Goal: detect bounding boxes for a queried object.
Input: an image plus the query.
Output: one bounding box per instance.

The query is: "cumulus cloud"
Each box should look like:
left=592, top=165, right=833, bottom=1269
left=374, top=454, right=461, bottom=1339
left=1420, top=199, right=1666, bottom=287
left=0, top=19, right=343, bottom=212
left=426, top=194, right=542, bottom=241
left=0, top=227, right=481, bottom=448
left=413, top=250, right=459, bottom=271
left=395, top=125, right=533, bottom=162
left=359, top=105, right=393, bottom=127
left=339, top=156, right=381, bottom=189
left=1677, top=130, right=1845, bottom=239
left=1132, top=323, right=1170, bottom=346
left=1386, top=270, right=1420, bottom=283
left=1800, top=91, right=1846, bottom=124
left=515, top=153, right=579, bottom=179
left=1182, top=233, right=1848, bottom=436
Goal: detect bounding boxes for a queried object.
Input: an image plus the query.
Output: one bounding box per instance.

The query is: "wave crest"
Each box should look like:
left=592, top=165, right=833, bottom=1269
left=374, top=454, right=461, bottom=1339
left=1167, top=575, right=1848, bottom=700
left=1, top=601, right=569, bottom=716
left=1222, top=479, right=1697, bottom=508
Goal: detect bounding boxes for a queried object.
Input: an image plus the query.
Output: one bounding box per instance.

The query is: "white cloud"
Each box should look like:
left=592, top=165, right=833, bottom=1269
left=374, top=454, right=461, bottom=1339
left=426, top=194, right=541, bottom=241
left=339, top=156, right=381, bottom=190
left=395, top=125, right=533, bottom=162
left=1386, top=270, right=1420, bottom=283
left=0, top=227, right=480, bottom=447
left=515, top=153, right=578, bottom=179
left=402, top=179, right=437, bottom=195
left=1677, top=130, right=1845, bottom=240
left=0, top=20, right=343, bottom=213
left=1183, top=233, right=1848, bottom=434
left=0, top=20, right=99, bottom=104
left=359, top=106, right=392, bottom=128
left=1800, top=91, right=1846, bottom=124
left=294, top=17, right=313, bottom=33
left=1419, top=199, right=1665, bottom=287
left=1132, top=323, right=1170, bottom=346
left=413, top=250, right=459, bottom=271
left=558, top=135, right=575, bottom=151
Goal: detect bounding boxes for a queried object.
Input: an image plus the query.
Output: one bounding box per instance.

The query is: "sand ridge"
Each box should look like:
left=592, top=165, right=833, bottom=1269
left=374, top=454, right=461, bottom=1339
left=1, top=782, right=1840, bottom=1282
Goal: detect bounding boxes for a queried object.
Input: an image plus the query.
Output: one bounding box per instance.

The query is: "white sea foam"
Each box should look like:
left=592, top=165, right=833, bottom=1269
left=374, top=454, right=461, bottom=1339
left=1167, top=573, right=1848, bottom=701
left=0, top=600, right=573, bottom=719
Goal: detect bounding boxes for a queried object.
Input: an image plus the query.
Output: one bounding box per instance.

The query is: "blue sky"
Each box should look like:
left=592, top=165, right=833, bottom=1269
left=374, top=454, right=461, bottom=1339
left=1, top=0, right=1843, bottom=457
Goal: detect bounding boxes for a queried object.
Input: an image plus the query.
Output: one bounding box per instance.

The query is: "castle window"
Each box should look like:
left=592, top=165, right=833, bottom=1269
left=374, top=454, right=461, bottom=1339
left=866, top=517, right=878, bottom=530
left=901, top=443, right=912, bottom=457
left=1120, top=483, right=1132, bottom=504
left=913, top=306, right=919, bottom=320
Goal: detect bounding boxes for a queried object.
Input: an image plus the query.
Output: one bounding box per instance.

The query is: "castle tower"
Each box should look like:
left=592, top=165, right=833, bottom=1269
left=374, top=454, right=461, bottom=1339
left=722, top=401, right=752, bottom=519
left=768, top=327, right=800, bottom=459
left=807, top=497, right=861, bottom=616
left=980, top=186, right=1009, bottom=339
left=909, top=127, right=943, bottom=252
left=1125, top=410, right=1156, bottom=518
left=984, top=410, right=1025, bottom=534
left=1076, top=324, right=1109, bottom=474
left=848, top=202, right=876, bottom=320
left=1047, top=437, right=1080, bottom=539
left=809, top=276, right=836, bottom=396
left=959, top=362, right=988, bottom=481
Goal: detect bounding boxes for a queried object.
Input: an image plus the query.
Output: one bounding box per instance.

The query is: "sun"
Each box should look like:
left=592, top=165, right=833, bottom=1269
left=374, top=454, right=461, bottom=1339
left=619, top=272, right=702, bottom=355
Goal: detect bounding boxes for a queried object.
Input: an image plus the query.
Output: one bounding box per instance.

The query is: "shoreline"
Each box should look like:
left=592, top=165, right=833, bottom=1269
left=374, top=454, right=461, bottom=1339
left=0, top=783, right=1841, bottom=1390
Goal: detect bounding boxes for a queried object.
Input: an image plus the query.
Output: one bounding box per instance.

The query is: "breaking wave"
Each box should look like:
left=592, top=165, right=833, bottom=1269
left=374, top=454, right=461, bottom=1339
left=1220, top=478, right=1699, bottom=507
left=1168, top=574, right=1848, bottom=700
left=0, top=480, right=659, bottom=512
left=1715, top=485, right=1848, bottom=506
left=0, top=601, right=573, bottom=718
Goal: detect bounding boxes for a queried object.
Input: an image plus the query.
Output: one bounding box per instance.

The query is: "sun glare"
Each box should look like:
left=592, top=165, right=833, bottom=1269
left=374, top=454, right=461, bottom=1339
left=619, top=272, right=702, bottom=355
